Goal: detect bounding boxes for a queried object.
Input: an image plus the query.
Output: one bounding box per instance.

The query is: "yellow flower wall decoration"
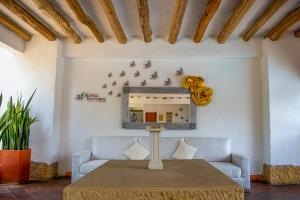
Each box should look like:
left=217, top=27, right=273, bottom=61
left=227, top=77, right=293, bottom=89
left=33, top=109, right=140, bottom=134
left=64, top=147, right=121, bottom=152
left=182, top=76, right=213, bottom=106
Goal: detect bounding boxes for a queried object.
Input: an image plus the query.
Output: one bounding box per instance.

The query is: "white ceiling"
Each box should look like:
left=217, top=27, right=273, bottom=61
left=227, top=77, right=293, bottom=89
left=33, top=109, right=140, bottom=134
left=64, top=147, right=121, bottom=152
left=0, top=0, right=300, bottom=43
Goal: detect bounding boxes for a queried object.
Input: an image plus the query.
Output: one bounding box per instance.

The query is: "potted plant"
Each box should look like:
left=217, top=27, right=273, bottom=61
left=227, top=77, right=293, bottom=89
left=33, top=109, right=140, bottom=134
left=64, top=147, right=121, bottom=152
left=0, top=90, right=37, bottom=184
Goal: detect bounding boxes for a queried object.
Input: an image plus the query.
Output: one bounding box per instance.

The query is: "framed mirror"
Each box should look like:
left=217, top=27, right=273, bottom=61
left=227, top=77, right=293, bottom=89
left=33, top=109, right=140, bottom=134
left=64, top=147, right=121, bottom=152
left=122, top=87, right=196, bottom=130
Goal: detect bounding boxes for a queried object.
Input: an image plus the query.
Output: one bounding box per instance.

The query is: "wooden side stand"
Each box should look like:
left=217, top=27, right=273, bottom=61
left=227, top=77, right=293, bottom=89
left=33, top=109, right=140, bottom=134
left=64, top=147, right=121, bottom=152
left=146, top=125, right=165, bottom=170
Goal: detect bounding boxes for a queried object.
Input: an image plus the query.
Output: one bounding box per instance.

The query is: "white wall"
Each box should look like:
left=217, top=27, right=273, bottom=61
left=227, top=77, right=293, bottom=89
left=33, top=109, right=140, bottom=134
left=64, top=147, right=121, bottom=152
left=263, top=37, right=300, bottom=166
left=0, top=36, right=61, bottom=164
left=63, top=38, right=261, bottom=58
left=58, top=57, right=263, bottom=175
left=0, top=26, right=25, bottom=53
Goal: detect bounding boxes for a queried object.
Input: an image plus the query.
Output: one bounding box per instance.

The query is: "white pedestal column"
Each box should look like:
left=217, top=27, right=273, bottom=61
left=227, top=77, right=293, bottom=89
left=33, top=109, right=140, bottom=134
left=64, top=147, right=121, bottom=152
left=148, top=131, right=164, bottom=170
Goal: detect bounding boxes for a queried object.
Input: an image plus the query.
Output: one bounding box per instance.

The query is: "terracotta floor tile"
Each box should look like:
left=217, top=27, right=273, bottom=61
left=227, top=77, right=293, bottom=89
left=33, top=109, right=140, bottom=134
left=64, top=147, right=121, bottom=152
left=1, top=178, right=300, bottom=200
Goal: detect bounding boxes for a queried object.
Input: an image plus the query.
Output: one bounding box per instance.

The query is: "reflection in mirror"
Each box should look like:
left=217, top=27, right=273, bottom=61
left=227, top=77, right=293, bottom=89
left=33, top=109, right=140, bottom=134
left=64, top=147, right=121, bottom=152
left=122, top=87, right=196, bottom=130
left=128, top=93, right=191, bottom=124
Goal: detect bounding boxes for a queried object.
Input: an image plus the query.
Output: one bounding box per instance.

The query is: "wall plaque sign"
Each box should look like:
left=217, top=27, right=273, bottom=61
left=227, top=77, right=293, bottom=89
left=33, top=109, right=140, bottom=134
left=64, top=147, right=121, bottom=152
left=75, top=92, right=106, bottom=103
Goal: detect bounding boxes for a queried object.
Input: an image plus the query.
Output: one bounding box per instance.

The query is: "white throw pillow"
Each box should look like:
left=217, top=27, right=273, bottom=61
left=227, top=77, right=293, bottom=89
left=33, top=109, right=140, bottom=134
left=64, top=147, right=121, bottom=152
left=123, top=141, right=150, bottom=160
left=172, top=139, right=197, bottom=159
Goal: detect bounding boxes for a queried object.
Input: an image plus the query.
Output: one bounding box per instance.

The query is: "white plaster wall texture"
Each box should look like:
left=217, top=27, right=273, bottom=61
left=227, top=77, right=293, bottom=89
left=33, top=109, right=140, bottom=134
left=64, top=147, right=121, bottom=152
left=0, top=25, right=24, bottom=53
left=59, top=58, right=263, bottom=175
left=0, top=36, right=59, bottom=164
left=265, top=38, right=300, bottom=166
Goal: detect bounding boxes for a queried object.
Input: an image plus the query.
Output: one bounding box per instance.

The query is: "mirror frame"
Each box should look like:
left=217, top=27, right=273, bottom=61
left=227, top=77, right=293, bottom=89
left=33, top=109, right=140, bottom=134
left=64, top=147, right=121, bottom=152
left=122, top=87, right=196, bottom=130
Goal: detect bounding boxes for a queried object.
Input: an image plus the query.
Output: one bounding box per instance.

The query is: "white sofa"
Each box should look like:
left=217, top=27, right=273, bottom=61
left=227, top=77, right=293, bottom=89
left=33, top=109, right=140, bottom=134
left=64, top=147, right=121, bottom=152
left=72, top=136, right=250, bottom=191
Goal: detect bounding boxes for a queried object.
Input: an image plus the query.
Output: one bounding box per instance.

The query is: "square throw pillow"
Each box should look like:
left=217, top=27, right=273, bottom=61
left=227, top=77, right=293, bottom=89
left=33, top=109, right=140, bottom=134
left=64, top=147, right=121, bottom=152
left=123, top=141, right=150, bottom=160
left=172, top=138, right=197, bottom=159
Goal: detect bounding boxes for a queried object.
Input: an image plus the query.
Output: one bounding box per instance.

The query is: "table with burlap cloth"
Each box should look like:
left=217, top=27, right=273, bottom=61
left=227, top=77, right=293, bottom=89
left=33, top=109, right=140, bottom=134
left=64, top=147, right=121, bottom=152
left=64, top=159, right=244, bottom=200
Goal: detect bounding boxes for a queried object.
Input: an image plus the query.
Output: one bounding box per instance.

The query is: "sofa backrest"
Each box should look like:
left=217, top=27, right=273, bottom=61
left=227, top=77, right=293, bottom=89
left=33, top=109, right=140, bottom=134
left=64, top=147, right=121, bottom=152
left=91, top=136, right=137, bottom=160
left=138, top=137, right=179, bottom=160
left=184, top=137, right=231, bottom=162
left=91, top=136, right=231, bottom=162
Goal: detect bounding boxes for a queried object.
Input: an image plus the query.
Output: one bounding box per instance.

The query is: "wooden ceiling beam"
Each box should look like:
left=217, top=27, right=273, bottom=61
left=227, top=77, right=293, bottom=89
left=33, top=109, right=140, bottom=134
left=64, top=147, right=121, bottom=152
left=266, top=6, right=300, bottom=41
left=0, top=10, right=32, bottom=41
left=217, top=0, right=255, bottom=44
left=168, top=0, right=188, bottom=44
left=193, top=0, right=221, bottom=43
left=136, top=0, right=152, bottom=42
left=295, top=29, right=300, bottom=38
left=243, top=0, right=288, bottom=41
left=33, top=0, right=81, bottom=43
left=66, top=0, right=104, bottom=43
left=98, top=0, right=127, bottom=44
left=0, top=0, right=57, bottom=41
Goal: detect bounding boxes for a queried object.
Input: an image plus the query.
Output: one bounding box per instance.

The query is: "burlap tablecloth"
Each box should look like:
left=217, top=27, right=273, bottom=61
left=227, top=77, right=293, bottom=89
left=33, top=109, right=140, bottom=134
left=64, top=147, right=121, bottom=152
left=64, top=159, right=244, bottom=200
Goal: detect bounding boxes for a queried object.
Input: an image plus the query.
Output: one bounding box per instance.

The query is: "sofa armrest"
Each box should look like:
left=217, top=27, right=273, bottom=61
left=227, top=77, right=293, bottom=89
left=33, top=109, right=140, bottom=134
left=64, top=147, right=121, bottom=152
left=232, top=153, right=250, bottom=177
left=72, top=150, right=92, bottom=165
left=72, top=149, right=91, bottom=182
left=232, top=153, right=250, bottom=192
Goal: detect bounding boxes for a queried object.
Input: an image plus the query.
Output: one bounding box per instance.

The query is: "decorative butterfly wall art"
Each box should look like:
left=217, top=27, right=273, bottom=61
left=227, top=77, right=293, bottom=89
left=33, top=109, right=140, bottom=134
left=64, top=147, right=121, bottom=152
left=124, top=81, right=129, bottom=87
left=120, top=71, right=126, bottom=77
left=150, top=71, right=158, bottom=79
left=102, top=84, right=107, bottom=89
left=176, top=68, right=183, bottom=76
left=130, top=61, right=136, bottom=67
left=134, top=71, right=140, bottom=77
left=144, top=60, right=151, bottom=69
left=140, top=80, right=146, bottom=86
left=112, top=81, right=117, bottom=86
left=164, top=78, right=172, bottom=86
left=107, top=72, right=112, bottom=77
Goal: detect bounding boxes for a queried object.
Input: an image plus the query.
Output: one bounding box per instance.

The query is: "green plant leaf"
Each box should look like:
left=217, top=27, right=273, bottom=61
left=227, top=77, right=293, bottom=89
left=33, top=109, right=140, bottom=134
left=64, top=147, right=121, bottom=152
left=0, top=90, right=37, bottom=150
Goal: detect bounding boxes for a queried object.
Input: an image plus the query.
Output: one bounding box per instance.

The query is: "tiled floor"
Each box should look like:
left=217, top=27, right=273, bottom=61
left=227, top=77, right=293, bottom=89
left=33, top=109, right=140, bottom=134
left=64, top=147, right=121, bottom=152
left=1, top=178, right=300, bottom=200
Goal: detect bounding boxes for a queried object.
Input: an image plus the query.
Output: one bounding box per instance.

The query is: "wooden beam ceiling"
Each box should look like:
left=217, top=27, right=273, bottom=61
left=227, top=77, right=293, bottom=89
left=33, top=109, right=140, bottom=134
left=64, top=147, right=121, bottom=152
left=33, top=0, right=81, bottom=43
left=168, top=0, right=188, bottom=44
left=0, top=0, right=298, bottom=44
left=217, top=0, right=255, bottom=44
left=0, top=10, right=32, bottom=41
left=66, top=0, right=104, bottom=43
left=295, top=29, right=300, bottom=38
left=136, top=0, right=152, bottom=42
left=266, top=6, right=300, bottom=41
left=193, top=0, right=221, bottom=43
left=243, top=0, right=288, bottom=41
left=98, top=0, right=127, bottom=44
left=0, top=0, right=57, bottom=41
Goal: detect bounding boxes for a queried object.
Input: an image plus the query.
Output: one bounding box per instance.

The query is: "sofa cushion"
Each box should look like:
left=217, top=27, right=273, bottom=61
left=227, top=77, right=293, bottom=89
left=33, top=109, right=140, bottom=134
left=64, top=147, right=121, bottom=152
left=185, top=137, right=231, bottom=162
left=80, top=160, right=108, bottom=175
left=172, top=139, right=197, bottom=159
left=123, top=142, right=150, bottom=160
left=92, top=136, right=137, bottom=160
left=209, top=162, right=241, bottom=178
left=139, top=137, right=180, bottom=160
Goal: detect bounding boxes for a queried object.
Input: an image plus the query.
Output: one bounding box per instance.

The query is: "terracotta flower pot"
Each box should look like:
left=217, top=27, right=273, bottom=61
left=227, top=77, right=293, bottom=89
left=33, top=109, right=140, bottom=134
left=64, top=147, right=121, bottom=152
left=0, top=149, right=31, bottom=184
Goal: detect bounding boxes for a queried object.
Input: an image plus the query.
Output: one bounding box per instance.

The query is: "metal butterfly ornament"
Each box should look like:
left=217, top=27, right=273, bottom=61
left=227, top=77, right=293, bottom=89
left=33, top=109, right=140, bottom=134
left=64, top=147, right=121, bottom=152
left=120, top=71, right=126, bottom=77
left=164, top=78, right=172, bottom=86
left=141, top=80, right=146, bottom=86
left=130, top=61, right=136, bottom=67
left=134, top=71, right=140, bottom=77
left=144, top=60, right=151, bottom=68
left=176, top=68, right=184, bottom=76
left=150, top=71, right=158, bottom=79
left=124, top=81, right=129, bottom=87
